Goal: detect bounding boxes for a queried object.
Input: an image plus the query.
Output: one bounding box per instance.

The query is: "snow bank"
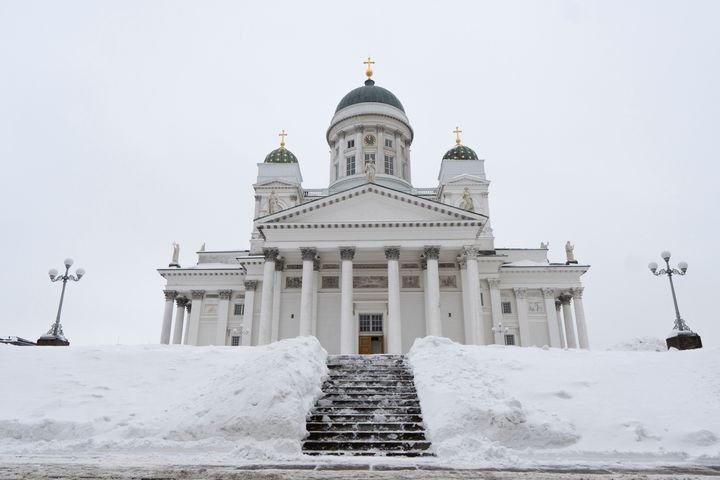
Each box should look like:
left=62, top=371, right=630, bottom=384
left=611, top=336, right=667, bottom=352
left=408, top=336, right=720, bottom=467
left=0, top=337, right=327, bottom=463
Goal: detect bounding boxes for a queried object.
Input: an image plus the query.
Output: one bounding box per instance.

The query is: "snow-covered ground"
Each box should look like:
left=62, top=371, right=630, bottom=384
left=2, top=335, right=719, bottom=470
left=408, top=336, right=720, bottom=468
left=0, top=337, right=327, bottom=463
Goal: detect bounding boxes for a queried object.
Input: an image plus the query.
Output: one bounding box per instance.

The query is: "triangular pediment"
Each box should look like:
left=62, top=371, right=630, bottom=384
left=443, top=173, right=489, bottom=185
left=257, top=183, right=486, bottom=225
left=254, top=179, right=299, bottom=189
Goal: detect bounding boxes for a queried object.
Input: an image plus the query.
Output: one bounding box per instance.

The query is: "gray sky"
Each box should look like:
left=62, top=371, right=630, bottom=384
left=1, top=0, right=718, bottom=348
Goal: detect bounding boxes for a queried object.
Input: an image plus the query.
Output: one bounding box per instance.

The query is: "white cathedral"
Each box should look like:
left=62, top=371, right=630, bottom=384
left=158, top=60, right=590, bottom=354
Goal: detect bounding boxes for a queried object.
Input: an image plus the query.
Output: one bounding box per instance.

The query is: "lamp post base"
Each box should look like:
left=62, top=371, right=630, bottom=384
left=666, top=333, right=702, bottom=350
left=36, top=335, right=70, bottom=346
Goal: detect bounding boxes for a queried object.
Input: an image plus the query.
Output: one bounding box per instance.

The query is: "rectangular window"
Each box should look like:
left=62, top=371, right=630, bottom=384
left=346, top=155, right=355, bottom=175
left=384, top=155, right=394, bottom=175
left=480, top=292, right=484, bottom=306
left=385, top=138, right=393, bottom=148
left=359, top=314, right=383, bottom=332
left=347, top=139, right=355, bottom=148
left=364, top=153, right=375, bottom=163
left=504, top=334, right=515, bottom=346
left=231, top=336, right=240, bottom=346
left=233, top=304, right=245, bottom=315
left=502, top=301, right=512, bottom=314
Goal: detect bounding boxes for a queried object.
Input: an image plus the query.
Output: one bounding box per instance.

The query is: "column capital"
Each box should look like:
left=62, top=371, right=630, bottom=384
left=559, top=294, right=573, bottom=305
left=456, top=255, right=467, bottom=269
left=542, top=288, right=556, bottom=299
left=463, top=246, right=479, bottom=259
left=275, top=257, right=285, bottom=271
left=244, top=280, right=258, bottom=290
left=163, top=290, right=178, bottom=300
left=423, top=246, right=440, bottom=260
left=384, top=246, right=400, bottom=261
left=514, top=288, right=528, bottom=299
left=420, top=258, right=427, bottom=270
left=218, top=289, right=233, bottom=299
left=262, top=247, right=279, bottom=261
left=339, top=247, right=356, bottom=261
left=191, top=290, right=205, bottom=300
left=175, top=296, right=188, bottom=307
left=300, top=247, right=317, bottom=261
left=185, top=303, right=192, bottom=313
left=570, top=287, right=584, bottom=299
left=555, top=300, right=562, bottom=310
left=487, top=278, right=501, bottom=289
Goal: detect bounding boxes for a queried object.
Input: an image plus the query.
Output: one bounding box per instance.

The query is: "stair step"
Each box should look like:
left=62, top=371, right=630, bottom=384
left=305, top=431, right=427, bottom=441
left=324, top=380, right=416, bottom=386
left=317, top=400, right=420, bottom=408
left=321, top=389, right=417, bottom=396
left=321, top=393, right=419, bottom=400
left=312, top=406, right=421, bottom=414
left=306, top=422, right=425, bottom=432
left=308, top=413, right=424, bottom=423
left=303, top=450, right=433, bottom=457
left=302, top=440, right=432, bottom=451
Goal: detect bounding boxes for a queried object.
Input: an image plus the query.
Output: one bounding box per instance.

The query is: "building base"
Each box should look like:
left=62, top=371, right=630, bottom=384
left=36, top=335, right=70, bottom=346
left=666, top=333, right=702, bottom=350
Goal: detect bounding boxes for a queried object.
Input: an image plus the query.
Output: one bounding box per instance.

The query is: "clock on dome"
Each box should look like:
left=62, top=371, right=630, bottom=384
left=363, top=134, right=376, bottom=146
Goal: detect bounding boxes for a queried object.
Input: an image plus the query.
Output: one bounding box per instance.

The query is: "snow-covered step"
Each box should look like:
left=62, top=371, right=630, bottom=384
left=303, top=450, right=434, bottom=457
left=303, top=354, right=432, bottom=457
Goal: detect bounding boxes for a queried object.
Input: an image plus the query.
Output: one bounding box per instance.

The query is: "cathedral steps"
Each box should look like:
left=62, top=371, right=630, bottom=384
left=303, top=354, right=433, bottom=457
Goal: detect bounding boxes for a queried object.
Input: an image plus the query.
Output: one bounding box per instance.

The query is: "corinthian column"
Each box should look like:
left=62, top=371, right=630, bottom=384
left=339, top=247, right=356, bottom=354
left=215, top=290, right=232, bottom=346
left=555, top=300, right=566, bottom=348
left=172, top=296, right=188, bottom=344
left=242, top=281, right=257, bottom=346
left=258, top=248, right=278, bottom=345
left=514, top=288, right=530, bottom=346
left=186, top=290, right=205, bottom=345
left=571, top=287, right=590, bottom=349
left=424, top=246, right=442, bottom=337
left=464, top=247, right=485, bottom=344
left=487, top=278, right=503, bottom=344
left=385, top=246, right=402, bottom=354
left=160, top=290, right=177, bottom=344
left=542, top=288, right=562, bottom=347
left=560, top=294, right=577, bottom=348
left=299, top=247, right=316, bottom=336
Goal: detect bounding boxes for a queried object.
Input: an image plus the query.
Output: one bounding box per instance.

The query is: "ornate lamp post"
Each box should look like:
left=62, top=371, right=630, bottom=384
left=37, top=258, right=85, bottom=346
left=492, top=322, right=511, bottom=345
left=230, top=325, right=250, bottom=346
left=648, top=251, right=701, bottom=350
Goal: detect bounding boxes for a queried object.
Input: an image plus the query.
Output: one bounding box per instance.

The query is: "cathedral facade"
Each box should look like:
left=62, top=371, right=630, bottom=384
left=158, top=61, right=590, bottom=354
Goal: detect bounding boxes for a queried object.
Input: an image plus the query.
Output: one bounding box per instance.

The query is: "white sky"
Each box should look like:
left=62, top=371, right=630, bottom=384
left=1, top=1, right=718, bottom=348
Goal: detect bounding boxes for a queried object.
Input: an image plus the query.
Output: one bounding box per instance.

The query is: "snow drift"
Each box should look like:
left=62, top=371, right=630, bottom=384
left=0, top=337, right=327, bottom=462
left=408, top=336, right=720, bottom=467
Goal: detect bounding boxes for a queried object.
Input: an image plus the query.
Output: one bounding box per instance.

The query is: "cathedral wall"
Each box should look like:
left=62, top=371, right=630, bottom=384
left=439, top=291, right=464, bottom=344
left=400, top=292, right=426, bottom=352
left=279, top=292, right=301, bottom=340
left=197, top=296, right=219, bottom=346
left=316, top=293, right=341, bottom=355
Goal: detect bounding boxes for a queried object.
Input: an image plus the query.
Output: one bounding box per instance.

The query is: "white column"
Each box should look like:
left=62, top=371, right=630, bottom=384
left=464, top=247, right=485, bottom=344
left=215, top=290, right=232, bottom=346
left=186, top=290, right=204, bottom=345
left=172, top=296, right=188, bottom=344
left=458, top=256, right=472, bottom=343
left=542, top=288, right=562, bottom=348
left=311, top=259, right=319, bottom=337
left=555, top=300, right=567, bottom=348
left=561, top=294, right=578, bottom=348
left=271, top=257, right=283, bottom=342
left=160, top=290, right=177, bottom=344
left=299, top=247, right=316, bottom=336
left=572, top=287, right=590, bottom=349
left=514, top=288, right=531, bottom=347
left=258, top=248, right=278, bottom=345
left=487, top=279, right=503, bottom=344
left=424, top=246, right=442, bottom=337
left=395, top=131, right=403, bottom=179
left=339, top=247, right=355, bottom=354
left=355, top=126, right=363, bottom=174
left=242, top=281, right=257, bottom=346
left=377, top=126, right=385, bottom=175
left=385, top=247, right=402, bottom=354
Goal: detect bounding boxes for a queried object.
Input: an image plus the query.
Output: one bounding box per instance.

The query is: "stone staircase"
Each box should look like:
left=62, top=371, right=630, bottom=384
left=302, top=354, right=432, bottom=457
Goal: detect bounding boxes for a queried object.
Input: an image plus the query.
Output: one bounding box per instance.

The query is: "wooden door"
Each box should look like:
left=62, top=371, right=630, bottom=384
left=359, top=336, right=372, bottom=354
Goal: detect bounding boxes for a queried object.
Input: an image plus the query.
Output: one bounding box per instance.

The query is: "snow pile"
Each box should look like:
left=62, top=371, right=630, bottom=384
left=612, top=336, right=667, bottom=352
left=408, top=336, right=720, bottom=467
left=0, top=337, right=327, bottom=462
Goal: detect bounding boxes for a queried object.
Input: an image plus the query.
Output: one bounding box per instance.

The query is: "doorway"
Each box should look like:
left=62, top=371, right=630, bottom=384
left=358, top=313, right=384, bottom=354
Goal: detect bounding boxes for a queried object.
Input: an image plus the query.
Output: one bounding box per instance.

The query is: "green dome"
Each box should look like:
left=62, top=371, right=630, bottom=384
left=264, top=147, right=298, bottom=164
left=335, top=79, right=405, bottom=113
left=442, top=145, right=479, bottom=160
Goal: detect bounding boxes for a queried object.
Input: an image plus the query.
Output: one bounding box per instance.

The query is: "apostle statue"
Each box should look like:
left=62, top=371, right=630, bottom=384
left=267, top=191, right=281, bottom=214
left=199, top=242, right=206, bottom=252
left=565, top=241, right=577, bottom=264
left=364, top=159, right=376, bottom=183
left=459, top=188, right=475, bottom=212
left=169, top=242, right=180, bottom=267
left=540, top=241, right=548, bottom=249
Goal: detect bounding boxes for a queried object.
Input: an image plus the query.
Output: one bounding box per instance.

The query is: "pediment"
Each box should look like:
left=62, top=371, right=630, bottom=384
left=254, top=179, right=299, bottom=189
left=443, top=173, right=489, bottom=185
left=257, top=183, right=486, bottom=225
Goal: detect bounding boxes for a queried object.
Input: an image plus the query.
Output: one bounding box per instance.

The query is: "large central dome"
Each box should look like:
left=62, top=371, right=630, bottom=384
left=335, top=79, right=405, bottom=113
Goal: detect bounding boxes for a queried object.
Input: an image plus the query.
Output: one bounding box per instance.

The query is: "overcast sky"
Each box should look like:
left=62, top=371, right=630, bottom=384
left=1, top=0, right=718, bottom=348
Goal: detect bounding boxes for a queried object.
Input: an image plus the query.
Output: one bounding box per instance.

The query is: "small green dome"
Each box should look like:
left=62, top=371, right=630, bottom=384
left=264, top=147, right=298, bottom=164
left=442, top=145, right=479, bottom=160
left=335, top=79, right=405, bottom=113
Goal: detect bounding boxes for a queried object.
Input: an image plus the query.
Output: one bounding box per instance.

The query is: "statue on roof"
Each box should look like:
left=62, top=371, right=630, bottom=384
left=169, top=242, right=180, bottom=268
left=459, top=188, right=475, bottom=212
left=364, top=159, right=376, bottom=183
left=565, top=241, right=577, bottom=264
left=267, top=191, right=281, bottom=214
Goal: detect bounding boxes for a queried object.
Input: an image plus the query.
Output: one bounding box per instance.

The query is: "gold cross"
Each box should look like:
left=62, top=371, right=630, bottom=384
left=363, top=56, right=375, bottom=79
left=453, top=126, right=462, bottom=145
left=278, top=129, right=287, bottom=148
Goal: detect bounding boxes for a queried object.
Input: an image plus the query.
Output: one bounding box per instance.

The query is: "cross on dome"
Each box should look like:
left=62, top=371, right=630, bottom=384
left=278, top=129, right=287, bottom=148
left=453, top=126, right=462, bottom=146
left=363, top=57, right=375, bottom=79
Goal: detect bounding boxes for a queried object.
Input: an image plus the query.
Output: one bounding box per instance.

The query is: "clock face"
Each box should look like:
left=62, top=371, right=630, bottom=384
left=363, top=134, right=376, bottom=146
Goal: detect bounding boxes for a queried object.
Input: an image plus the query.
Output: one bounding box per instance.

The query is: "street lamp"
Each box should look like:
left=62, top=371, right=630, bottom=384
left=37, top=258, right=85, bottom=346
left=492, top=322, right=510, bottom=345
left=648, top=251, right=701, bottom=350
left=230, top=325, right=250, bottom=346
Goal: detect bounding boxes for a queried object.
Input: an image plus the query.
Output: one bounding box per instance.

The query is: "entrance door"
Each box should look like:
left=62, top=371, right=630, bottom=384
left=358, top=313, right=384, bottom=354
